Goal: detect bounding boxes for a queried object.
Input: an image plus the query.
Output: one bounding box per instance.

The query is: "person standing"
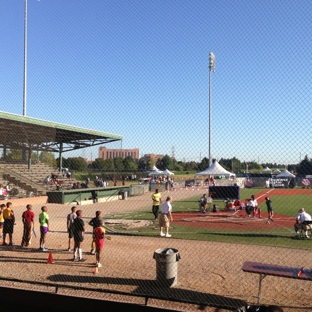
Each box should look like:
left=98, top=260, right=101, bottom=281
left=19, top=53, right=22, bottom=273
left=152, top=189, right=162, bottom=220
left=72, top=210, right=86, bottom=261
left=265, top=197, right=274, bottom=224
left=159, top=196, right=173, bottom=238
left=67, top=206, right=77, bottom=251
left=2, top=202, right=15, bottom=246
left=294, top=208, right=312, bottom=239
left=0, top=203, right=5, bottom=238
left=89, top=211, right=102, bottom=255
left=249, top=195, right=262, bottom=218
left=94, top=219, right=106, bottom=268
left=39, top=206, right=49, bottom=251
left=21, top=204, right=35, bottom=247
left=199, top=194, right=208, bottom=213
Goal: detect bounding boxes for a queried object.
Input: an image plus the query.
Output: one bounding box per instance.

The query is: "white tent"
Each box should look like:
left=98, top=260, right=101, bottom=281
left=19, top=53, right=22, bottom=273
left=148, top=165, right=162, bottom=176
left=195, top=160, right=235, bottom=177
left=162, top=169, right=174, bottom=175
left=276, top=169, right=295, bottom=178
left=262, top=166, right=271, bottom=173
left=272, top=169, right=281, bottom=174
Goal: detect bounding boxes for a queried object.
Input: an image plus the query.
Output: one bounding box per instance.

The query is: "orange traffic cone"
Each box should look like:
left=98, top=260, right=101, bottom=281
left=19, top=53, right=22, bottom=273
left=47, top=252, right=55, bottom=264
left=93, top=266, right=98, bottom=274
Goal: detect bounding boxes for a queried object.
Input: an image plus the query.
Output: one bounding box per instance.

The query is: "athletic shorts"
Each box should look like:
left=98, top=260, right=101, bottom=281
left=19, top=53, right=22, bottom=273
left=74, top=231, right=84, bottom=243
left=68, top=226, right=74, bottom=238
left=0, top=221, right=4, bottom=229
left=40, top=226, right=49, bottom=235
left=3, top=219, right=14, bottom=234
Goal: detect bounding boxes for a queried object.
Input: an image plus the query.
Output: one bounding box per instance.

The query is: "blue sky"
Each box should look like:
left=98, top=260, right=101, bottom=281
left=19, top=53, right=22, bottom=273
left=0, top=0, right=311, bottom=164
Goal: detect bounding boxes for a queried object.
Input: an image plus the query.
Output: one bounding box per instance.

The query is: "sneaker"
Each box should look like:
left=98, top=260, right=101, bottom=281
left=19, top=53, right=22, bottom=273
left=305, top=235, right=310, bottom=239
left=165, top=233, right=171, bottom=238
left=90, top=249, right=95, bottom=255
left=79, top=258, right=86, bottom=262
left=41, top=248, right=48, bottom=252
left=266, top=221, right=270, bottom=225
left=97, top=263, right=103, bottom=268
left=294, top=234, right=300, bottom=239
left=72, top=257, right=77, bottom=261
left=270, top=217, right=274, bottom=221
left=160, top=232, right=165, bottom=237
left=67, top=248, right=72, bottom=252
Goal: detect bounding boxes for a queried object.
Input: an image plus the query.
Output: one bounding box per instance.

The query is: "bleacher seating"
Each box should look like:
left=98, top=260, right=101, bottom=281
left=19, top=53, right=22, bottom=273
left=0, top=162, right=76, bottom=198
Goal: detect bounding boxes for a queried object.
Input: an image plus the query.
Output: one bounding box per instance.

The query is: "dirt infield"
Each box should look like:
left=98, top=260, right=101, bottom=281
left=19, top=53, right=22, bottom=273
left=173, top=211, right=294, bottom=230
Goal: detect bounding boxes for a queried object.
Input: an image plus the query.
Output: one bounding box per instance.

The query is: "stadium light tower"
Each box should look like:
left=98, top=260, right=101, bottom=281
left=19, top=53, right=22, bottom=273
left=208, top=52, right=216, bottom=166
left=23, top=0, right=28, bottom=116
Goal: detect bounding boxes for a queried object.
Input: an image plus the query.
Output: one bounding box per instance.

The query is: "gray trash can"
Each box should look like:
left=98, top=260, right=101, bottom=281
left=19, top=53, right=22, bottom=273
left=121, top=191, right=128, bottom=200
left=153, top=248, right=181, bottom=287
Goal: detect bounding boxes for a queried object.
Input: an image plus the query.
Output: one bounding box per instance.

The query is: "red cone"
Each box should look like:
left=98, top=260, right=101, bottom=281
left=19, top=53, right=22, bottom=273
left=47, top=252, right=55, bottom=264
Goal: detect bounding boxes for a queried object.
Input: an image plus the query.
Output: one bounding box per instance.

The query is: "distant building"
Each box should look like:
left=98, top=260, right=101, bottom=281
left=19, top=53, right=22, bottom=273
left=143, top=154, right=164, bottom=162
left=98, top=147, right=139, bottom=160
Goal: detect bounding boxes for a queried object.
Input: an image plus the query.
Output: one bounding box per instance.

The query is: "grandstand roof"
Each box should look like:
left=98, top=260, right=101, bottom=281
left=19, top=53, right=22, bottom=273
left=0, top=111, right=122, bottom=153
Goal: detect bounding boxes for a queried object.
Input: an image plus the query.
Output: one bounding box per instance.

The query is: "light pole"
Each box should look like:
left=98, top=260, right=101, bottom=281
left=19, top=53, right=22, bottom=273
left=23, top=0, right=28, bottom=116
left=208, top=52, right=215, bottom=166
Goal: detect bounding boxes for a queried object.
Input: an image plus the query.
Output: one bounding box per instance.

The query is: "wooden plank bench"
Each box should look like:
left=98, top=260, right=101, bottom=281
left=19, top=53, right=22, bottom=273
left=242, top=261, right=312, bottom=304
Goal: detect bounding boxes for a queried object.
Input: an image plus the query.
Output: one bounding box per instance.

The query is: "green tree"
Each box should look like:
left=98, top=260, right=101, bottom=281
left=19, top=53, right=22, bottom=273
left=114, top=157, right=124, bottom=170
left=39, top=151, right=57, bottom=168
left=156, top=155, right=173, bottom=170
left=103, top=158, right=115, bottom=170
left=64, top=157, right=88, bottom=171
left=123, top=156, right=137, bottom=170
left=198, top=157, right=209, bottom=171
left=6, top=149, right=22, bottom=160
left=92, top=158, right=106, bottom=170
left=296, top=155, right=312, bottom=175
left=183, top=161, right=198, bottom=172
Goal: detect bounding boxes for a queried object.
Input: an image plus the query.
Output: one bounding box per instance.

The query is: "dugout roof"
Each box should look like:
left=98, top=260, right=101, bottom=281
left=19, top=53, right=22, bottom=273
left=0, top=111, right=122, bottom=153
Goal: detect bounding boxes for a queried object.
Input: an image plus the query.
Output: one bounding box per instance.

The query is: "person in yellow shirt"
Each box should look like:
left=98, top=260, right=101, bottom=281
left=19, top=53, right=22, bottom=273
left=151, top=189, right=162, bottom=220
left=0, top=203, right=5, bottom=238
left=2, top=202, right=15, bottom=246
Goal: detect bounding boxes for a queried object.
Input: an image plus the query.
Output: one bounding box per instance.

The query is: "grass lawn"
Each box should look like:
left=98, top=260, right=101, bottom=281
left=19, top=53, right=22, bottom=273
left=104, top=188, right=312, bottom=250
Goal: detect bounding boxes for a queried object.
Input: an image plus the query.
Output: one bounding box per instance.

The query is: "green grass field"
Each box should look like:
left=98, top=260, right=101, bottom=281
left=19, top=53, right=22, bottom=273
left=105, top=188, right=312, bottom=250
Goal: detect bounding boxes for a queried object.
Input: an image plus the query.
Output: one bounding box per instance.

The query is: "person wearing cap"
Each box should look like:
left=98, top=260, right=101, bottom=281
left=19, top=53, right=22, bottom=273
left=294, top=208, right=312, bottom=239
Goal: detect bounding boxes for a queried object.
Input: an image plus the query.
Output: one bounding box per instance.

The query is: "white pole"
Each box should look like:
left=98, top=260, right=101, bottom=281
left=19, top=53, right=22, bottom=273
left=208, top=52, right=215, bottom=166
left=23, top=0, right=28, bottom=116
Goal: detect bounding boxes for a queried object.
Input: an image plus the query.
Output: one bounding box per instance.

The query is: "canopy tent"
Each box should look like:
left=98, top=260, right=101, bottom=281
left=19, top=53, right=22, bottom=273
left=195, top=160, right=236, bottom=177
left=162, top=169, right=174, bottom=175
left=148, top=165, right=162, bottom=176
left=262, top=167, right=271, bottom=173
left=272, top=169, right=281, bottom=174
left=276, top=169, right=295, bottom=178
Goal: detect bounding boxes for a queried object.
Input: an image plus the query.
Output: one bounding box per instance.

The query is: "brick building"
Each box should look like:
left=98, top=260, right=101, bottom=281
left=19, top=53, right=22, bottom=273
left=98, top=147, right=139, bottom=160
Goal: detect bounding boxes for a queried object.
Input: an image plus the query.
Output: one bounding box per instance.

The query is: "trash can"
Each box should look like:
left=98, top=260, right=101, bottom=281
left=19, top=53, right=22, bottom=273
left=121, top=191, right=128, bottom=200
left=153, top=248, right=181, bottom=287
